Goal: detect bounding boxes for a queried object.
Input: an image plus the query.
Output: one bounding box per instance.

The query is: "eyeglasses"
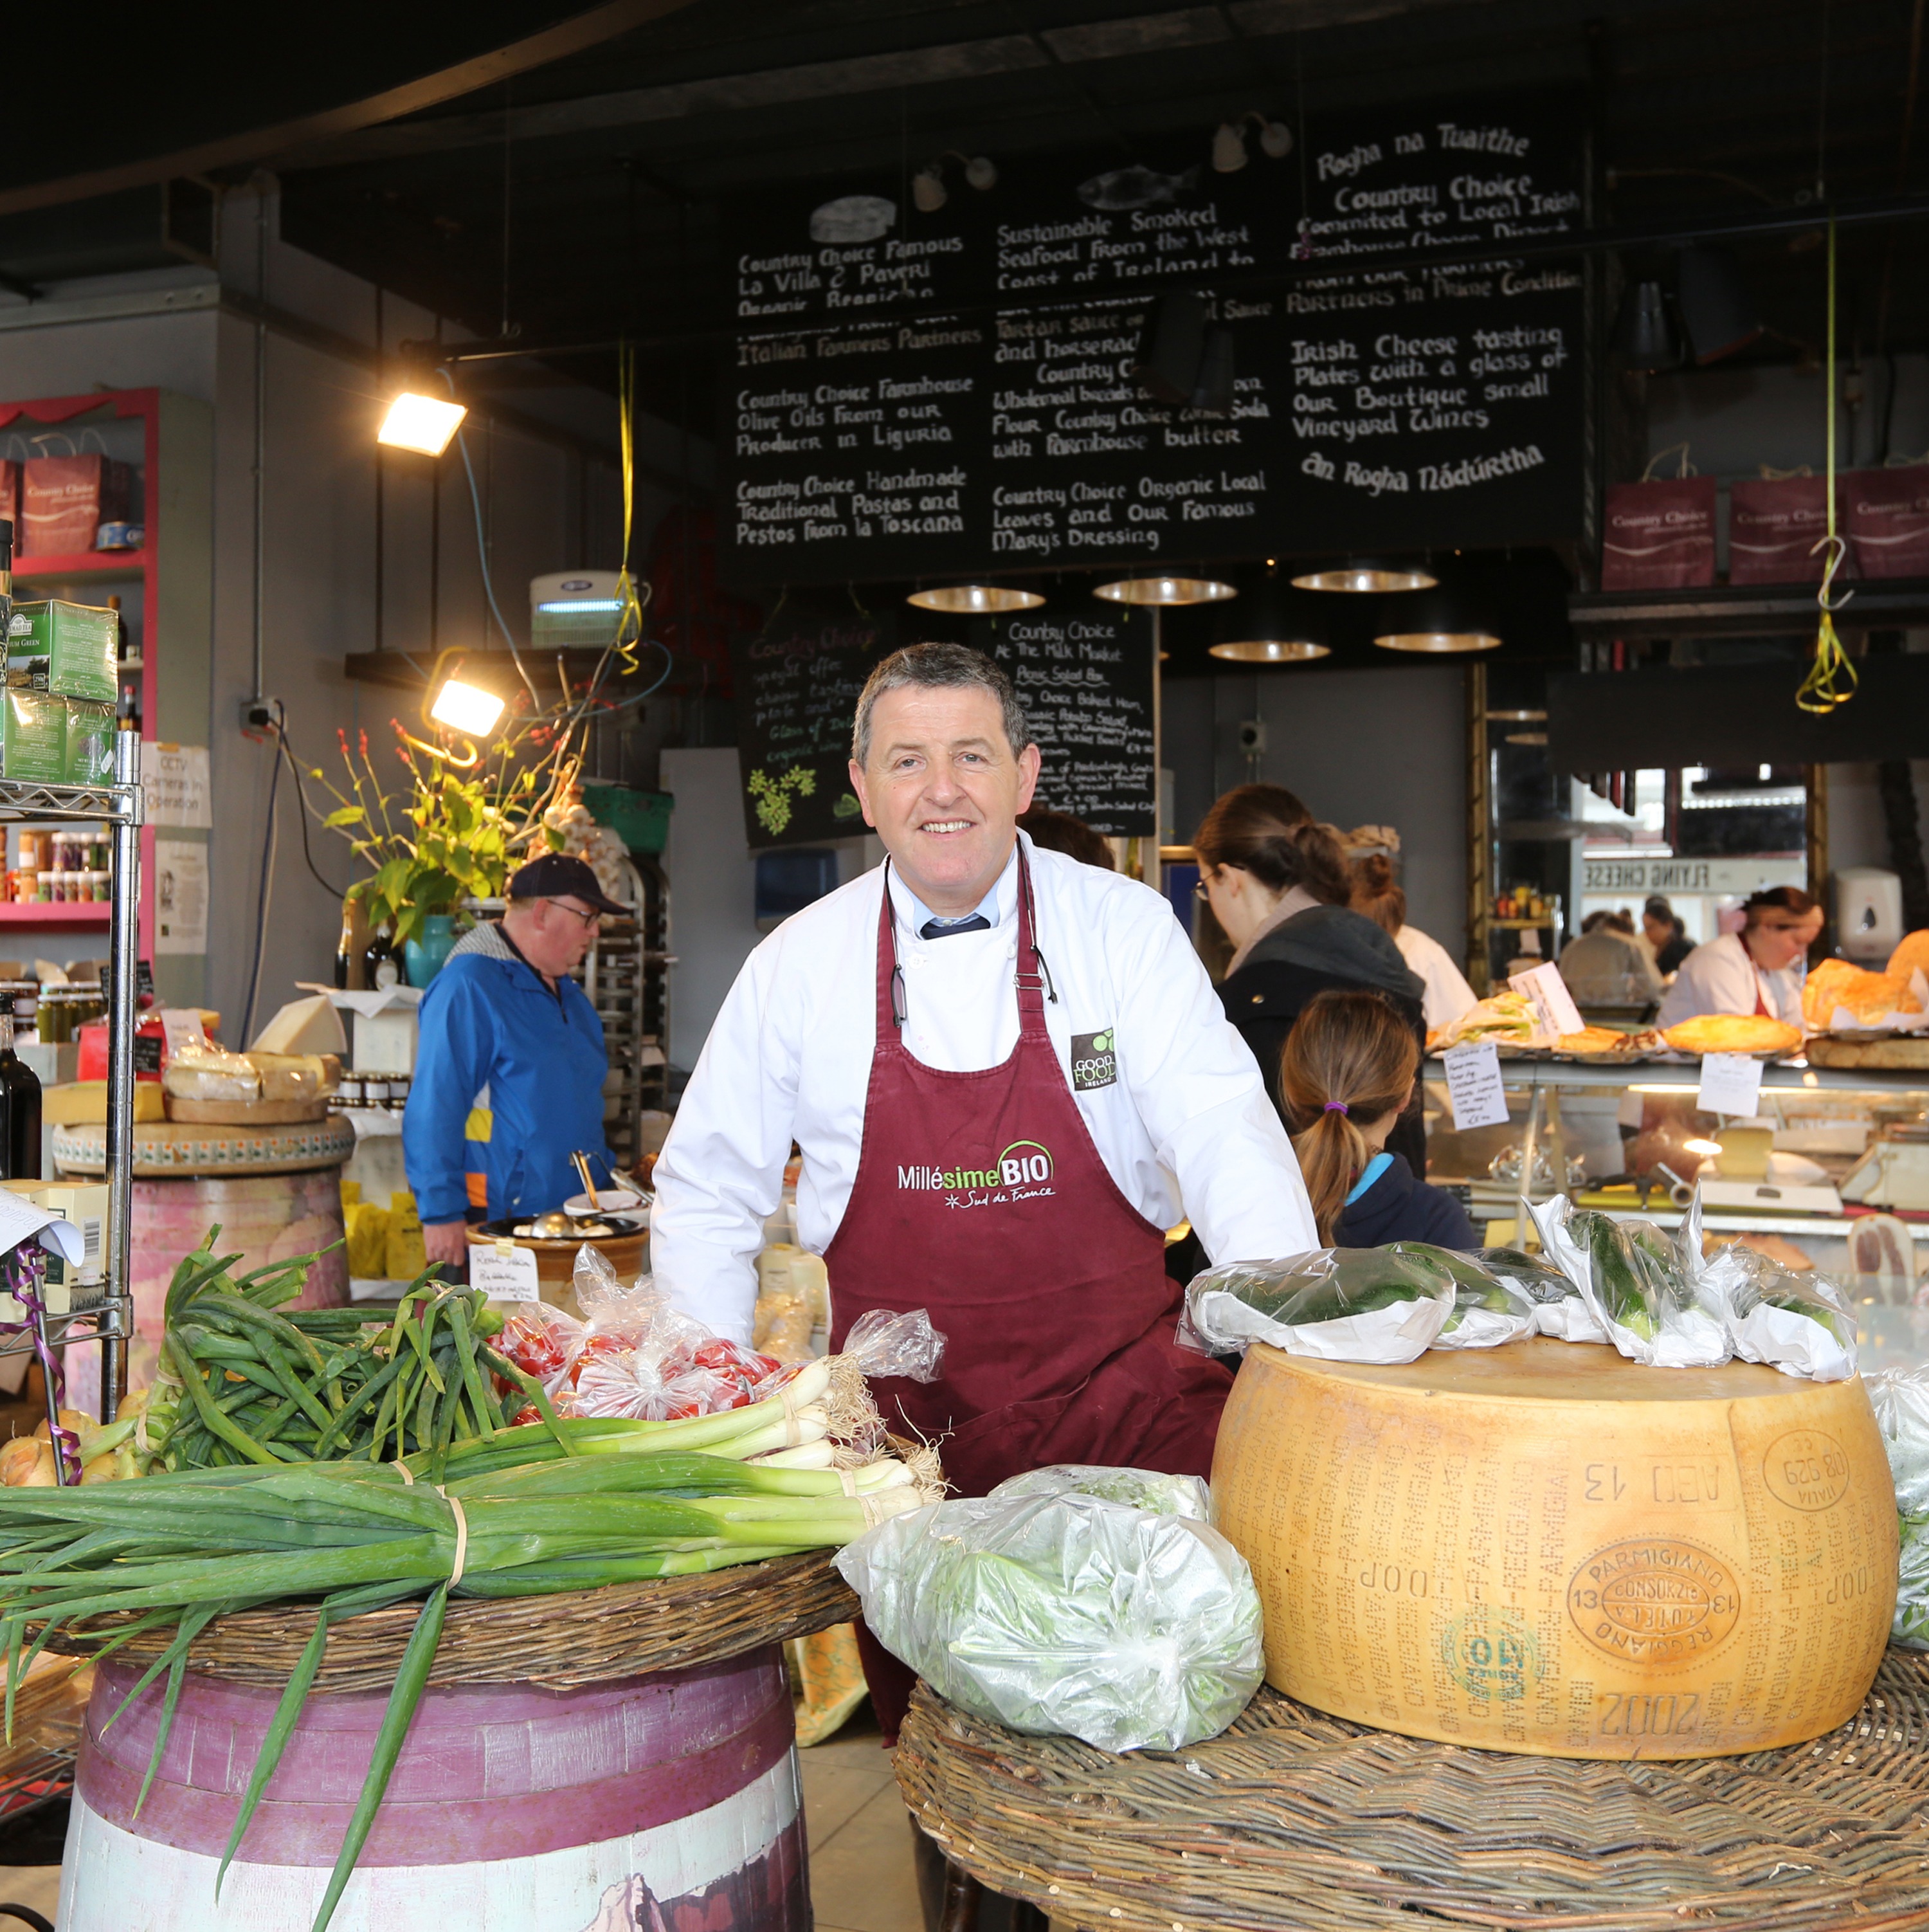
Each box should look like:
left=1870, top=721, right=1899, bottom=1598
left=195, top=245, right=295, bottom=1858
left=1193, top=878, right=1211, bottom=902
left=550, top=898, right=602, bottom=930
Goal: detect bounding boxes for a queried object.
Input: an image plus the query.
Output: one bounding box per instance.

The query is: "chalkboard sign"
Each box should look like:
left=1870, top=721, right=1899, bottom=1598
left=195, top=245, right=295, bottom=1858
left=723, top=92, right=1583, bottom=582
left=981, top=608, right=1155, bottom=835
left=727, top=594, right=894, bottom=848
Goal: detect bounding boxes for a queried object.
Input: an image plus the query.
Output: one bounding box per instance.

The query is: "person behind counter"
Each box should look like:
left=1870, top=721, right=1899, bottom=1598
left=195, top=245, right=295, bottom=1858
left=403, top=853, right=627, bottom=1268
left=1349, top=850, right=1478, bottom=1033
left=1281, top=989, right=1477, bottom=1248
left=1559, top=909, right=1662, bottom=1010
left=1643, top=895, right=1696, bottom=976
left=1655, top=886, right=1822, bottom=1030
left=1194, top=785, right=1427, bottom=1169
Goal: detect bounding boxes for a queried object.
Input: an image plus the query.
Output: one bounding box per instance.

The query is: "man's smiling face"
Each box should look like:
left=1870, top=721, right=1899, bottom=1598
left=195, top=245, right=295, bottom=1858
left=849, top=683, right=1040, bottom=915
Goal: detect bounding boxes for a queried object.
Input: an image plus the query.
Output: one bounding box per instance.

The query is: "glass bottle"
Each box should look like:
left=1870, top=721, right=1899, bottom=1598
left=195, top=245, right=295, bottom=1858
left=363, top=924, right=399, bottom=991
left=334, top=909, right=355, bottom=990
left=0, top=1012, right=42, bottom=1180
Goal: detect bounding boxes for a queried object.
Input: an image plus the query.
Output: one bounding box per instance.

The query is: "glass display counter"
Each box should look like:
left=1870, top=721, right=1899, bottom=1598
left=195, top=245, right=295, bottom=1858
left=1422, top=1055, right=1929, bottom=1369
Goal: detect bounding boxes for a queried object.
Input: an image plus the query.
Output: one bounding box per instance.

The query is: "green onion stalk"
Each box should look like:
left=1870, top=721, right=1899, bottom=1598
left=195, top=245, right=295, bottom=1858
left=0, top=1421, right=937, bottom=1932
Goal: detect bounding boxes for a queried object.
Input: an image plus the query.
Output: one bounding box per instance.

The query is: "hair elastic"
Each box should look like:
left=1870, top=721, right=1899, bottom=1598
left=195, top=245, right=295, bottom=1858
left=1324, top=1101, right=1350, bottom=1115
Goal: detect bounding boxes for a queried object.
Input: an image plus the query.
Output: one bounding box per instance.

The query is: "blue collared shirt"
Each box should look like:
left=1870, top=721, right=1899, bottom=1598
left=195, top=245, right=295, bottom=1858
left=895, top=841, right=1020, bottom=938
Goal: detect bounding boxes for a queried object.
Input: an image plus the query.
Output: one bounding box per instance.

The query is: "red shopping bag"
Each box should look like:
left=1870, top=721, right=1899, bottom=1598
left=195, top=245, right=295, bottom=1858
left=19, top=453, right=130, bottom=555
left=1728, top=473, right=1833, bottom=584
left=1602, top=474, right=1717, bottom=588
left=1843, top=466, right=1929, bottom=578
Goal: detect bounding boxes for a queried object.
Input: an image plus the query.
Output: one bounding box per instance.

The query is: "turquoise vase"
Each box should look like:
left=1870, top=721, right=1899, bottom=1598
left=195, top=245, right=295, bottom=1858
left=403, top=913, right=458, bottom=988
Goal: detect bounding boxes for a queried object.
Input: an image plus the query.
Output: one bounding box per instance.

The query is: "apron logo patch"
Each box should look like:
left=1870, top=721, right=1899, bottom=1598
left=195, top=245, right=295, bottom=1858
left=1071, top=1028, right=1118, bottom=1091
left=898, top=1140, right=1055, bottom=1194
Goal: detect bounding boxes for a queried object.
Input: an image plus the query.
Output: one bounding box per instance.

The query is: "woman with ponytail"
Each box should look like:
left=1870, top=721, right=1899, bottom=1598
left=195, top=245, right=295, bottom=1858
left=1193, top=783, right=1427, bottom=1167
left=1281, top=990, right=1476, bottom=1248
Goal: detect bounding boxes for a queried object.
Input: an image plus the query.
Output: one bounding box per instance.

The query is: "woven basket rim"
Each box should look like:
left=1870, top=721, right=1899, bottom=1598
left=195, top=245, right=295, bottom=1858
left=42, top=1549, right=860, bottom=1694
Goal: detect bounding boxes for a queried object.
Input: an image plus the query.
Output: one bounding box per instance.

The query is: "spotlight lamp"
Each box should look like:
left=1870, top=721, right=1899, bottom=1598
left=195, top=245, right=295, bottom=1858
left=1094, top=574, right=1235, bottom=606
left=1372, top=585, right=1501, bottom=654
left=1210, top=567, right=1328, bottom=661
left=430, top=677, right=507, bottom=738
left=377, top=391, right=466, bottom=457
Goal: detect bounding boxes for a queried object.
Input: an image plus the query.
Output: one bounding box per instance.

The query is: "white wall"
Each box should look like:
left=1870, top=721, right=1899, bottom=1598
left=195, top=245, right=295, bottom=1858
left=662, top=746, right=760, bottom=1073
left=1200, top=664, right=1468, bottom=951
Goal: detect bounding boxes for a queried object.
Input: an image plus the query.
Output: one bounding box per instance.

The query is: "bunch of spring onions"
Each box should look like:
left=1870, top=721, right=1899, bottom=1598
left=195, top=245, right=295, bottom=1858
left=0, top=1346, right=935, bottom=1932
left=146, top=1231, right=559, bottom=1472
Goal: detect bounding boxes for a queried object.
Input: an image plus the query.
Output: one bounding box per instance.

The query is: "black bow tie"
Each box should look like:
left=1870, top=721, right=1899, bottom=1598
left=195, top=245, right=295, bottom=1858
left=919, top=914, right=992, bottom=940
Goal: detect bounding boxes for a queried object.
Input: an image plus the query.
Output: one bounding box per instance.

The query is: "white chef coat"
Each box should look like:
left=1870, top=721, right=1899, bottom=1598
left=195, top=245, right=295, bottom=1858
left=1393, top=924, right=1479, bottom=1032
left=651, top=834, right=1317, bottom=1342
left=1655, top=929, right=1806, bottom=1030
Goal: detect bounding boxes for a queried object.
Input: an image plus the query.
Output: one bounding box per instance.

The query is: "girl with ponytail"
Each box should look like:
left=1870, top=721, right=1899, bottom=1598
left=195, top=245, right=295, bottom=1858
left=1280, top=989, right=1477, bottom=1248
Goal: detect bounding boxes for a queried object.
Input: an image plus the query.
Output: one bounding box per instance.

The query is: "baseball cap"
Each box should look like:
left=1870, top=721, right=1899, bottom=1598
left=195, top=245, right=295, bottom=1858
left=507, top=853, right=628, bottom=916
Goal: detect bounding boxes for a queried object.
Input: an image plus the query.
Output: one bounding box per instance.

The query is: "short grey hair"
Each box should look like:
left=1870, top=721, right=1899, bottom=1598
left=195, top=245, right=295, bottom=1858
left=851, top=642, right=1034, bottom=766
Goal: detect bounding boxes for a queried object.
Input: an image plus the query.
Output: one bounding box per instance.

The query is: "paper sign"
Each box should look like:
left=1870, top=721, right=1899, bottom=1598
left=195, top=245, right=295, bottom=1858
left=157, top=1008, right=207, bottom=1057
left=1507, top=961, right=1584, bottom=1039
left=154, top=839, right=208, bottom=954
left=469, top=1240, right=541, bottom=1303
left=1697, top=1052, right=1765, bottom=1117
left=1442, top=1039, right=1512, bottom=1131
left=145, top=744, right=212, bottom=828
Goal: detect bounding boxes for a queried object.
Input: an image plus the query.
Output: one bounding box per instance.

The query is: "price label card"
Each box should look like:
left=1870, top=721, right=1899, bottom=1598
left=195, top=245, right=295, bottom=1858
left=1507, top=961, right=1585, bottom=1040
left=1442, top=1039, right=1512, bottom=1131
left=469, top=1240, right=541, bottom=1303
left=1696, top=1052, right=1765, bottom=1118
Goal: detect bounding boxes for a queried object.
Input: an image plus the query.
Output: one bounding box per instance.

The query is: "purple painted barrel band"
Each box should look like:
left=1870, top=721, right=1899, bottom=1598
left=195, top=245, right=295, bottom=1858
left=79, top=1646, right=795, bottom=1866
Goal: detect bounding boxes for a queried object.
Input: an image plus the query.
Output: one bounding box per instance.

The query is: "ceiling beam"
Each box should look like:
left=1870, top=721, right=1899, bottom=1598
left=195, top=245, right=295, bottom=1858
left=271, top=0, right=1477, bottom=173
left=0, top=0, right=707, bottom=220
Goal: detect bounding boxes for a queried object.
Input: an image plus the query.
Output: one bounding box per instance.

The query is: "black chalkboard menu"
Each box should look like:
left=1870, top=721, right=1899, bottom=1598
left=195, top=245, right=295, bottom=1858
left=723, top=92, right=1584, bottom=582
left=980, top=608, right=1155, bottom=836
left=727, top=593, right=894, bottom=848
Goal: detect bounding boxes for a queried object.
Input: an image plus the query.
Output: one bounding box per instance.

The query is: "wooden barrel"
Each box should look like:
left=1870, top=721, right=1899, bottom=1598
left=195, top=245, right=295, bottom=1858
left=59, top=1645, right=808, bottom=1931
left=1212, top=1336, right=1899, bottom=1760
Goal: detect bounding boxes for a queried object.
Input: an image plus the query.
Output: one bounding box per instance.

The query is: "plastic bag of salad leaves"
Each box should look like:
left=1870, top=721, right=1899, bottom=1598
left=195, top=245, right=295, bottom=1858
left=1862, top=1367, right=1929, bottom=1647
left=1179, top=1246, right=1456, bottom=1365
left=1690, top=1199, right=1856, bottom=1381
left=1481, top=1244, right=1609, bottom=1344
left=1399, top=1244, right=1537, bottom=1351
left=1528, top=1195, right=1730, bottom=1369
left=835, top=1491, right=1262, bottom=1750
left=991, top=1464, right=1213, bottom=1523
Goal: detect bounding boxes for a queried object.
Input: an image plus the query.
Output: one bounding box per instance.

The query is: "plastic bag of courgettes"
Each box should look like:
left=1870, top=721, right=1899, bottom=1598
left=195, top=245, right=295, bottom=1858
left=1399, top=1245, right=1536, bottom=1351
left=1680, top=1194, right=1857, bottom=1382
left=1482, top=1244, right=1609, bottom=1343
left=991, top=1464, right=1213, bottom=1522
left=1527, top=1194, right=1730, bottom=1368
left=835, top=1489, right=1261, bottom=1750
left=1180, top=1245, right=1454, bottom=1365
left=1861, top=1367, right=1929, bottom=1646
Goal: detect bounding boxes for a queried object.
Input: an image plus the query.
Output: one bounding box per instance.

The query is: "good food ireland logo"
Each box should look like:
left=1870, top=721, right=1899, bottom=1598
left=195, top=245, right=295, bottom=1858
left=898, top=1140, right=1055, bottom=1208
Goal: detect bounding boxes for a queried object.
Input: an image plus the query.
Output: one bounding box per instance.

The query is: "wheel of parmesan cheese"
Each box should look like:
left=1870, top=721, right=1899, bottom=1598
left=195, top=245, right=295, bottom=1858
left=1212, top=1335, right=1897, bottom=1759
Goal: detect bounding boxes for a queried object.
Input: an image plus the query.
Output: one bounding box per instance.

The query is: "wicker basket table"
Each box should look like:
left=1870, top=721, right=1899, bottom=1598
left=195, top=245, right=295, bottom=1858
left=896, top=1646, right=1929, bottom=1932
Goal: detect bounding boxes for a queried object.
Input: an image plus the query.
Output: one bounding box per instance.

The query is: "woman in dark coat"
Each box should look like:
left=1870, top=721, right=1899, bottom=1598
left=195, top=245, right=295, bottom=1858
left=1195, top=784, right=1430, bottom=1174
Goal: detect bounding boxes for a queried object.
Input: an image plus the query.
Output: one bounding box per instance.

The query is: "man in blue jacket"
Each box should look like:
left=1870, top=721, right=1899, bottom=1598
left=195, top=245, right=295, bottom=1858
left=404, top=853, right=625, bottom=1268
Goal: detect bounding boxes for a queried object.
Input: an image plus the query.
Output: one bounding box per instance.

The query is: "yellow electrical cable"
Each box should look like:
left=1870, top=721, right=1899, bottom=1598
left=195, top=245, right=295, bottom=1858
left=1797, top=215, right=1858, bottom=713
left=610, top=342, right=647, bottom=677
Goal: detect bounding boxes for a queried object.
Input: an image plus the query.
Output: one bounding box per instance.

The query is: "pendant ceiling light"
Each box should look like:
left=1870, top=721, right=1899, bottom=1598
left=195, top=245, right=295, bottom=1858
left=1292, top=558, right=1436, bottom=593
left=1209, top=567, right=1328, bottom=662
left=1372, top=584, right=1501, bottom=654
left=1093, top=573, right=1236, bottom=605
left=906, top=583, right=1045, bottom=614
left=1610, top=278, right=1686, bottom=372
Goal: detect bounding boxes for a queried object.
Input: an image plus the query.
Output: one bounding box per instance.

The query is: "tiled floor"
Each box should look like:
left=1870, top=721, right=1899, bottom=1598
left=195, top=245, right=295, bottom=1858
left=802, top=1712, right=927, bottom=1932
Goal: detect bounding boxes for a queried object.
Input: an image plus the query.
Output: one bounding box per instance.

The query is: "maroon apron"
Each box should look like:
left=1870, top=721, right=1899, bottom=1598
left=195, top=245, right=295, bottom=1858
left=823, top=846, right=1233, bottom=1737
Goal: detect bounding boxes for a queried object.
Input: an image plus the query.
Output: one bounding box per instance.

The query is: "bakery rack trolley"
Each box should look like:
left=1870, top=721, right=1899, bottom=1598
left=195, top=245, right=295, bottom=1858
left=0, top=732, right=142, bottom=1423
